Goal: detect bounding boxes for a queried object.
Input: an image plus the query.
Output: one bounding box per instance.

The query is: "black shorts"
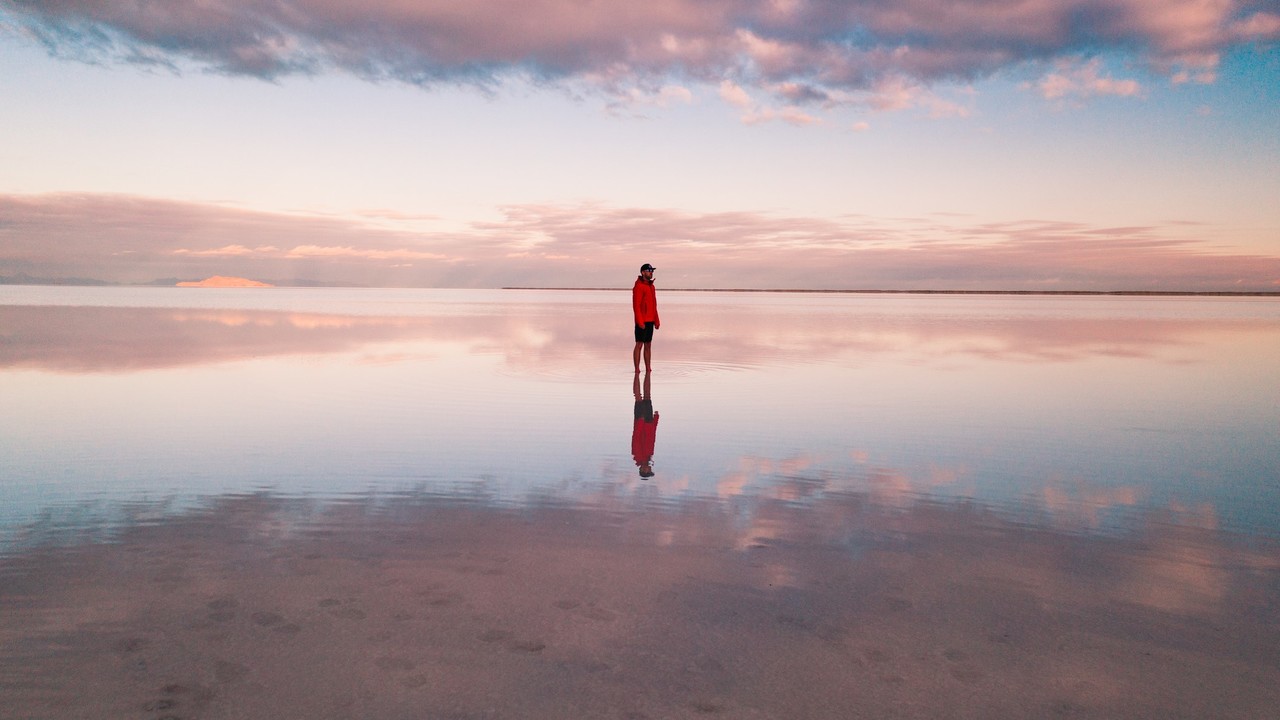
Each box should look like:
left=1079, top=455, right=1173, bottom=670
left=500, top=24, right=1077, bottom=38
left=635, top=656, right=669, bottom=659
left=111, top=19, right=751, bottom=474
left=634, top=321, right=655, bottom=343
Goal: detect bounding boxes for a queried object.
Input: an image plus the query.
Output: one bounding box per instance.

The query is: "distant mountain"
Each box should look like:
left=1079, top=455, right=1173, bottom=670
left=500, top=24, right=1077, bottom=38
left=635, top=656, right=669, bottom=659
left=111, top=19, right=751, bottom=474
left=175, top=276, right=274, bottom=288
left=0, top=273, right=113, bottom=286
left=0, top=273, right=367, bottom=288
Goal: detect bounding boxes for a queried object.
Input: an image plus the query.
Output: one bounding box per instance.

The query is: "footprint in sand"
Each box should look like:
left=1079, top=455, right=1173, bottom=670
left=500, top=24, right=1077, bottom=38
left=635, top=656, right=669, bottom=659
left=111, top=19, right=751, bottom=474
left=507, top=639, right=546, bottom=653
left=949, top=666, right=986, bottom=684
left=319, top=598, right=367, bottom=619
left=206, top=597, right=239, bottom=623
left=148, top=682, right=215, bottom=717
left=114, top=637, right=150, bottom=654
left=941, top=647, right=985, bottom=684
left=690, top=699, right=728, bottom=714
left=400, top=674, right=430, bottom=689
left=580, top=606, right=617, bottom=622
left=141, top=697, right=177, bottom=712
left=863, top=647, right=893, bottom=664
left=416, top=589, right=463, bottom=607
left=880, top=596, right=914, bottom=612
left=251, top=611, right=284, bottom=627
left=479, top=629, right=514, bottom=643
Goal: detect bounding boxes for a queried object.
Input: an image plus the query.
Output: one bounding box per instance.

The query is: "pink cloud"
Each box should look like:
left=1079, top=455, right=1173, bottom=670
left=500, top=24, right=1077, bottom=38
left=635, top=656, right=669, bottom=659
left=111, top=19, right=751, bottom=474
left=718, top=79, right=822, bottom=125
left=861, top=75, right=974, bottom=117
left=718, top=79, right=753, bottom=108
left=1233, top=11, right=1280, bottom=38
left=175, top=244, right=280, bottom=257
left=1032, top=58, right=1144, bottom=101
left=8, top=0, right=1276, bottom=111
left=4, top=284, right=1267, bottom=376
left=740, top=105, right=822, bottom=126
left=3, top=193, right=1278, bottom=291
left=284, top=245, right=449, bottom=261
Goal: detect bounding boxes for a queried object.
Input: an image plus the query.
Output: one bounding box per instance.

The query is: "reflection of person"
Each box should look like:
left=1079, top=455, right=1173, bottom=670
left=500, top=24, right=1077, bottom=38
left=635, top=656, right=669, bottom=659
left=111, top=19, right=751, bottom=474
left=632, top=263, right=660, bottom=373
left=632, top=371, right=659, bottom=478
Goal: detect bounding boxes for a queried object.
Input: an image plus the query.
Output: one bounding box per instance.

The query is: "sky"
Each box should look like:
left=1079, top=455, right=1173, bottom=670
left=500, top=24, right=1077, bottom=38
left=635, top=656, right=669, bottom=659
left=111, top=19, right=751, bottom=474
left=1, top=0, right=1278, bottom=291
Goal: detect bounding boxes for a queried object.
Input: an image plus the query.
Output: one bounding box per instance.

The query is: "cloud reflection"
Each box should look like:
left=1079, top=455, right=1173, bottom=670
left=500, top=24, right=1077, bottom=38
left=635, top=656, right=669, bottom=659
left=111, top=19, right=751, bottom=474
left=3, top=488, right=1277, bottom=719
left=0, top=305, right=429, bottom=373
left=2, top=295, right=1271, bottom=374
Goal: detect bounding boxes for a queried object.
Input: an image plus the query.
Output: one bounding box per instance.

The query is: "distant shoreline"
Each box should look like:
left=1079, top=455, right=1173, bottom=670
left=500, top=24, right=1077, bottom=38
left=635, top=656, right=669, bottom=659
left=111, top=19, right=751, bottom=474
left=503, top=287, right=1280, bottom=297
left=1, top=278, right=1275, bottom=297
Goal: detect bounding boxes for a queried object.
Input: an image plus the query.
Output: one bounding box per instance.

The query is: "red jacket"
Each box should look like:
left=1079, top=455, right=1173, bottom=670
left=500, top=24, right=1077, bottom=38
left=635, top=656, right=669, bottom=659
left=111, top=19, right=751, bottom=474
left=632, top=412, right=659, bottom=465
left=633, top=276, right=660, bottom=328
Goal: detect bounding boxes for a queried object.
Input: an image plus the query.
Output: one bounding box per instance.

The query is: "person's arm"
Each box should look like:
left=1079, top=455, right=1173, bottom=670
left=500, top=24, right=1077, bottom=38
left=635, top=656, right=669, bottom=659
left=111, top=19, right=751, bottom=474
left=633, top=283, right=645, bottom=327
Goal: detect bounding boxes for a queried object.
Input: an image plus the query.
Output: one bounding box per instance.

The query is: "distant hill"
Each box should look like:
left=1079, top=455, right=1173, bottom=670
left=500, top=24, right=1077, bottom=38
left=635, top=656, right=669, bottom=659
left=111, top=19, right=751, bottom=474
left=0, top=274, right=360, bottom=287
left=0, top=273, right=112, bottom=286
left=176, top=276, right=274, bottom=288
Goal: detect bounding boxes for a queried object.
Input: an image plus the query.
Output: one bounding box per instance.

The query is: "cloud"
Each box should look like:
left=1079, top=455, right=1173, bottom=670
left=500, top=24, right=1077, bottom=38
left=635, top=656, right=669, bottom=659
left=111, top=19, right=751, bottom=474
left=1031, top=57, right=1144, bottom=101
left=861, top=75, right=974, bottom=117
left=719, top=79, right=753, bottom=108
left=171, top=243, right=450, bottom=262
left=283, top=245, right=448, bottom=261
left=6, top=290, right=1264, bottom=377
left=175, top=244, right=280, bottom=257
left=740, top=104, right=823, bottom=125
left=719, top=78, right=829, bottom=125
left=1233, top=10, right=1280, bottom=38
left=0, top=192, right=467, bottom=285
left=3, top=192, right=1279, bottom=291
left=718, top=78, right=821, bottom=124
left=5, top=0, right=1277, bottom=111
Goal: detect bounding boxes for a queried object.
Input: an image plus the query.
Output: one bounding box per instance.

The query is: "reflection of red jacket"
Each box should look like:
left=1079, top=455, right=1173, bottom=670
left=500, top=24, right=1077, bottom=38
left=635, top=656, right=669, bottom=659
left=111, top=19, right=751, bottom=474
left=633, top=277, right=660, bottom=328
left=632, top=412, right=659, bottom=465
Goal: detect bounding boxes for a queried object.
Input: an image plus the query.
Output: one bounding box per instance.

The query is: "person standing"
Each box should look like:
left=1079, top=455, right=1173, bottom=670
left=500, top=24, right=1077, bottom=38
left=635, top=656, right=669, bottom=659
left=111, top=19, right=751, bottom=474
left=632, top=263, right=660, bottom=372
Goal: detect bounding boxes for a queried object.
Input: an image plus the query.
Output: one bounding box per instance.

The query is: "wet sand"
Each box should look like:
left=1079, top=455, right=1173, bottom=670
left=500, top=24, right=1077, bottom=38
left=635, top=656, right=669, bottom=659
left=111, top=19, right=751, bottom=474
left=3, top=492, right=1278, bottom=719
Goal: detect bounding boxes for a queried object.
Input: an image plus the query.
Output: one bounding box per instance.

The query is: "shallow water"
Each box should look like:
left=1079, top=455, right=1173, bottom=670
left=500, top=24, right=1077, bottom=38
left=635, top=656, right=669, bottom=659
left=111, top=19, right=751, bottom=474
left=2, top=287, right=1278, bottom=718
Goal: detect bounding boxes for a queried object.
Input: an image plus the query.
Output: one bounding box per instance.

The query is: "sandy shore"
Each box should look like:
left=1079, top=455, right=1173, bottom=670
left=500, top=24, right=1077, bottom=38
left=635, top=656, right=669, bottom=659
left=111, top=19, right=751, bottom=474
left=2, top=492, right=1278, bottom=719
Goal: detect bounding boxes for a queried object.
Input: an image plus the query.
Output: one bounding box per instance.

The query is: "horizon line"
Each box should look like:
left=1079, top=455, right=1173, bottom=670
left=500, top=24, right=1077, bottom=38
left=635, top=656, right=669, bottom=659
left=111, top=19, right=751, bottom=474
left=503, top=287, right=1280, bottom=297
left=2, top=277, right=1277, bottom=297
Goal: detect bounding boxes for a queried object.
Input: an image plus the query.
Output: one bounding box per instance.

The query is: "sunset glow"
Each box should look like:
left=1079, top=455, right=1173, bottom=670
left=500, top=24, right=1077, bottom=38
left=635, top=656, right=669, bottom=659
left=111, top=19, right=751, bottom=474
left=1, top=0, right=1277, bottom=289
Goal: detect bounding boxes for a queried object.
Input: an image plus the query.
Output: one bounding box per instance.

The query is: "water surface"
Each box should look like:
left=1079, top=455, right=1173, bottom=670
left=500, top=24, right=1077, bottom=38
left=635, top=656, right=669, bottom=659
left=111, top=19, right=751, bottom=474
left=2, top=287, right=1278, bottom=718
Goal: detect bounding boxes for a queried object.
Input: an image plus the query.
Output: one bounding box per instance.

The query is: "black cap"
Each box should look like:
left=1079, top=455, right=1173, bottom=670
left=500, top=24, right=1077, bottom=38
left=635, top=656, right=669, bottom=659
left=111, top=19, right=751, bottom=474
left=640, top=263, right=656, bottom=272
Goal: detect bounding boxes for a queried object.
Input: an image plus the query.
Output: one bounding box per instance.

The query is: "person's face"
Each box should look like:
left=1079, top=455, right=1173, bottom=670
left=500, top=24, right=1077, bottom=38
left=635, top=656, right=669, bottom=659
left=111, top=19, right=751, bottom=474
left=642, top=268, right=654, bottom=280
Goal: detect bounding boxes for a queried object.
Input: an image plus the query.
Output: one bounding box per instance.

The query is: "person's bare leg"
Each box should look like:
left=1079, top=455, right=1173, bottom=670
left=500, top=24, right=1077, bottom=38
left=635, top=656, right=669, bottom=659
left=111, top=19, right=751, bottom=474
left=633, top=342, right=642, bottom=372
left=643, top=342, right=652, bottom=372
